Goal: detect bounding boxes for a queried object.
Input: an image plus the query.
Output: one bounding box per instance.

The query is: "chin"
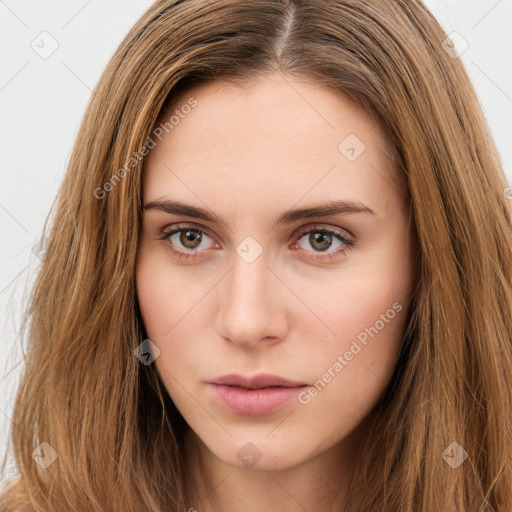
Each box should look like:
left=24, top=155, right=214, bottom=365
left=211, top=436, right=307, bottom=471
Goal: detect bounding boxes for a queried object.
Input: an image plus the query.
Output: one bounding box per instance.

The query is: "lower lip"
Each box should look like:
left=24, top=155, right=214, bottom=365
left=208, top=383, right=307, bottom=416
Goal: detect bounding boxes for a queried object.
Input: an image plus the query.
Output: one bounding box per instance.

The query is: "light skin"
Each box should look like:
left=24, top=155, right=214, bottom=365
left=135, top=70, right=416, bottom=511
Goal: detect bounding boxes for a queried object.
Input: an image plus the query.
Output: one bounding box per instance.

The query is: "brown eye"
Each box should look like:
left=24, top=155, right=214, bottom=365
left=291, top=224, right=355, bottom=262
left=159, top=224, right=218, bottom=261
left=179, top=230, right=203, bottom=249
left=308, top=231, right=332, bottom=251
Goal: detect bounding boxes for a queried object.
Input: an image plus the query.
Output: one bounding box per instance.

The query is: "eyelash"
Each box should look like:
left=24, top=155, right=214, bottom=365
left=157, top=223, right=355, bottom=262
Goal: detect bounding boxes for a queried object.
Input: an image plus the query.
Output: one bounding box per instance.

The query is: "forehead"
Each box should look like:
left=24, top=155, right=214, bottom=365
left=157, top=73, right=384, bottom=153
left=143, top=72, right=405, bottom=214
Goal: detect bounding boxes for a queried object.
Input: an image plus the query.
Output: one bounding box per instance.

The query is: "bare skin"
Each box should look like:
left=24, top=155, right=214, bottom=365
left=135, top=70, right=416, bottom=511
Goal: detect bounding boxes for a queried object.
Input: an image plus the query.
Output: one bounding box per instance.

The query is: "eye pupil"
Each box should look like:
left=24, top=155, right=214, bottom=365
left=309, top=231, right=331, bottom=251
left=180, top=230, right=202, bottom=249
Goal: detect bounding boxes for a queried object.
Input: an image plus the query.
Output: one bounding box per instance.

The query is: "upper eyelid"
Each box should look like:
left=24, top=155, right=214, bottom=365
left=162, top=222, right=216, bottom=240
left=293, top=223, right=354, bottom=240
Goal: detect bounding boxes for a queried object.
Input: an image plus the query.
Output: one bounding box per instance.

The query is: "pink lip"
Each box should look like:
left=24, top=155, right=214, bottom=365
left=209, top=372, right=307, bottom=389
left=208, top=373, right=308, bottom=416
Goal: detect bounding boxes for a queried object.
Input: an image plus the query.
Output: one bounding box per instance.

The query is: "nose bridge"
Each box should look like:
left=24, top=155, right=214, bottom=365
left=216, top=249, right=283, bottom=347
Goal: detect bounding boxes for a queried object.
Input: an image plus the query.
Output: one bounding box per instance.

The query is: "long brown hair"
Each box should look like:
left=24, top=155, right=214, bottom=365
left=1, top=0, right=511, bottom=510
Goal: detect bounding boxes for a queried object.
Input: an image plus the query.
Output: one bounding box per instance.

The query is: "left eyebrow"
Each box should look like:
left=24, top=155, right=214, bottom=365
left=143, top=199, right=376, bottom=228
left=273, top=200, right=376, bottom=228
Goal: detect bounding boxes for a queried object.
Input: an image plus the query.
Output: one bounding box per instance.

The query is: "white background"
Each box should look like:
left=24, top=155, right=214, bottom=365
left=0, top=0, right=511, bottom=481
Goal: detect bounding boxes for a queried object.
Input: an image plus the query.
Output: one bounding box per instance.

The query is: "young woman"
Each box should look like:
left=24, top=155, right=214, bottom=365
left=1, top=1, right=511, bottom=511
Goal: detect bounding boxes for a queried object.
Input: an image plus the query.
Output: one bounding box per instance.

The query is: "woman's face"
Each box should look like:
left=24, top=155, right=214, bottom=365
left=135, top=71, right=415, bottom=472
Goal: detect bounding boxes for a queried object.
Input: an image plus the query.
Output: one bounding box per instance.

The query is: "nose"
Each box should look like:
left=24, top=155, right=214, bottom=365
left=214, top=252, right=288, bottom=349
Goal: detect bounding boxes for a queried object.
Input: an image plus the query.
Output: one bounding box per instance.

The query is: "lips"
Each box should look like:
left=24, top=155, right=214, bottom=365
left=208, top=372, right=308, bottom=390
left=207, top=373, right=309, bottom=415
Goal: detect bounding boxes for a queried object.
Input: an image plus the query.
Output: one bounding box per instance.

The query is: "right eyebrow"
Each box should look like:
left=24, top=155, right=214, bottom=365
left=143, top=199, right=222, bottom=224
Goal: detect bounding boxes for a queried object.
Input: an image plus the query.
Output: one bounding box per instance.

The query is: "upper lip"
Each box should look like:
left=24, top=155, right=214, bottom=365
left=209, top=373, right=308, bottom=389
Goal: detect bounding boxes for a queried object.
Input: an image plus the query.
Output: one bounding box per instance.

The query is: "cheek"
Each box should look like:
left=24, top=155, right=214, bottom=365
left=135, top=251, right=214, bottom=380
left=135, top=248, right=204, bottom=339
left=299, top=261, right=411, bottom=349
left=295, top=301, right=408, bottom=434
left=135, top=257, right=169, bottom=340
left=297, top=255, right=412, bottom=402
